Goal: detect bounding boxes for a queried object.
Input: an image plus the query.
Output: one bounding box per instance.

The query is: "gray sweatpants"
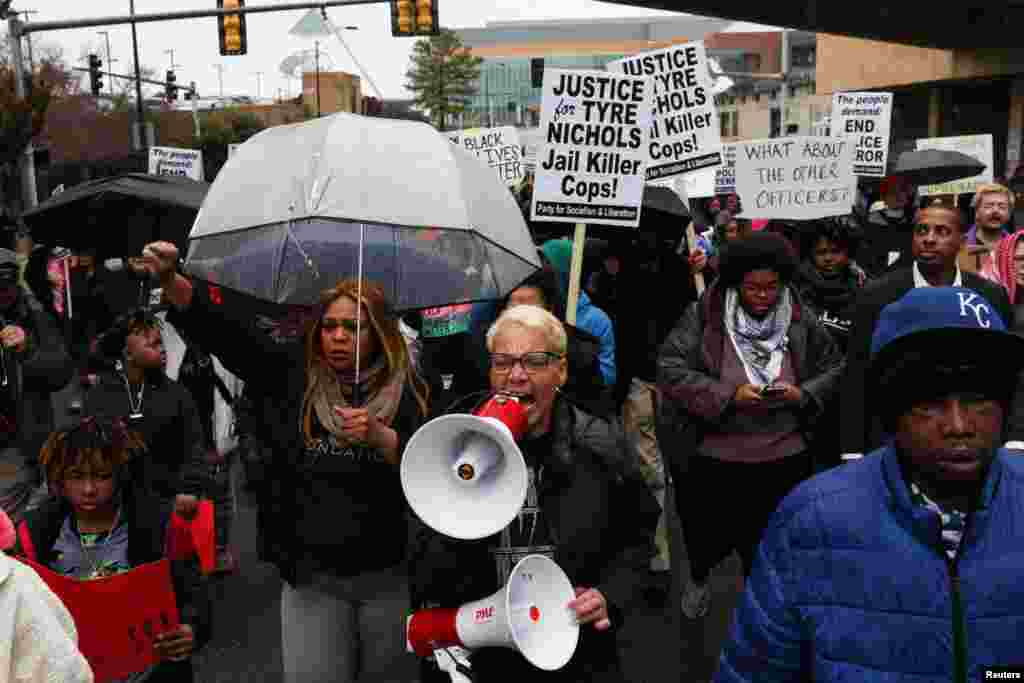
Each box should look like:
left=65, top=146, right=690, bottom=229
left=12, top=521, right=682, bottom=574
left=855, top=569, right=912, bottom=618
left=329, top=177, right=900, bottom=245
left=281, top=564, right=417, bottom=683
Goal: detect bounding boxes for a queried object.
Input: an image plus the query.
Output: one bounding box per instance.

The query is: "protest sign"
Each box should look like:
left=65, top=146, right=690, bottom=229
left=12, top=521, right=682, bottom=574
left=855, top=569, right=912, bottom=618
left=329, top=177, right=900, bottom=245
left=716, top=143, right=736, bottom=194
left=166, top=499, right=216, bottom=575
left=831, top=92, right=893, bottom=177
left=680, top=166, right=715, bottom=198
left=530, top=68, right=653, bottom=228
left=148, top=146, right=204, bottom=182
left=420, top=303, right=473, bottom=338
left=609, top=41, right=722, bottom=181
left=916, top=134, right=994, bottom=196
left=22, top=558, right=180, bottom=683
left=734, top=136, right=858, bottom=220
left=228, top=143, right=241, bottom=157
left=448, top=126, right=524, bottom=185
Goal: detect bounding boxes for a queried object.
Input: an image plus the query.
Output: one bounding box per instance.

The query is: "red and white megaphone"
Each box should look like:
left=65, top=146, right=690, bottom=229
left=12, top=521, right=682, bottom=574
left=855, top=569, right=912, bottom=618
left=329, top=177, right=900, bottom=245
left=406, top=554, right=580, bottom=671
left=401, top=395, right=530, bottom=540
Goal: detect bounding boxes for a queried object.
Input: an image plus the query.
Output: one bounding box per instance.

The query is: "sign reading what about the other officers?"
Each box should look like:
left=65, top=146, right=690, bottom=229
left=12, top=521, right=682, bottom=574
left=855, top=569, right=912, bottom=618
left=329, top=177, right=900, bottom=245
left=609, top=41, right=722, bottom=181
left=530, top=68, right=653, bottom=228
left=734, top=136, right=857, bottom=220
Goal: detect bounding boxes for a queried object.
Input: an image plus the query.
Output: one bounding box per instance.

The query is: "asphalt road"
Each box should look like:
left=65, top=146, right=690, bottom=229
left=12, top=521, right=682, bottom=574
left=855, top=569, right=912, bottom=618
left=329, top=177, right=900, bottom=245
left=192, top=470, right=745, bottom=683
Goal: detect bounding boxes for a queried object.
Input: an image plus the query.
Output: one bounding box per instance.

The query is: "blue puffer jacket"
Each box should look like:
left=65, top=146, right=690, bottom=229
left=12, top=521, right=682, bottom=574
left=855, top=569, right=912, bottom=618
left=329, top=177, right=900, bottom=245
left=716, top=446, right=1024, bottom=683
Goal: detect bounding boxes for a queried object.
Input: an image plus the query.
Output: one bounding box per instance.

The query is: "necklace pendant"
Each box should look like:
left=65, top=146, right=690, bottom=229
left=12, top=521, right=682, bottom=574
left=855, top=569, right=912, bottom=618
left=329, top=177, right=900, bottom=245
left=129, top=411, right=144, bottom=421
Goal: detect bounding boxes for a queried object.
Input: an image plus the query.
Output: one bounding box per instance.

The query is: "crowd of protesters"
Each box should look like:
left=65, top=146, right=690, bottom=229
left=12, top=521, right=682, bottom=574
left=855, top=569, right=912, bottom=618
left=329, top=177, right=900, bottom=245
left=0, top=172, right=1020, bottom=683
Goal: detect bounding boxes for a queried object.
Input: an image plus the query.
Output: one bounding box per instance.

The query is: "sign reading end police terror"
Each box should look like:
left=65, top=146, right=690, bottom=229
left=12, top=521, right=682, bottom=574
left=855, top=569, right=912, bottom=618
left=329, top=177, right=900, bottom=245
left=148, top=146, right=204, bottom=182
left=734, top=136, right=857, bottom=220
left=531, top=69, right=652, bottom=228
left=831, top=91, right=893, bottom=177
left=609, top=41, right=722, bottom=181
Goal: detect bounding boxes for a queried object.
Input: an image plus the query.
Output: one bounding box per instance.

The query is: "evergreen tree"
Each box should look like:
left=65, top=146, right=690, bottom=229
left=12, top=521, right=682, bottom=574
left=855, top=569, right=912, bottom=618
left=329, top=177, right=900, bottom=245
left=404, top=29, right=481, bottom=131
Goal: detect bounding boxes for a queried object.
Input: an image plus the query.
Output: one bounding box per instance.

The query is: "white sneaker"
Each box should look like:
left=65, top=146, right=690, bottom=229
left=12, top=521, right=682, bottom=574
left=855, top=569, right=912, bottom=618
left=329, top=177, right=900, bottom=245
left=681, top=580, right=710, bottom=619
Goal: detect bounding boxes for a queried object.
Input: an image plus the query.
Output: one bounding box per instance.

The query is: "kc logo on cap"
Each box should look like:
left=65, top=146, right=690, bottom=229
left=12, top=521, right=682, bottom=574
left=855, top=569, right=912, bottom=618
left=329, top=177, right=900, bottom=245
left=871, top=286, right=1010, bottom=359
left=957, top=292, right=991, bottom=329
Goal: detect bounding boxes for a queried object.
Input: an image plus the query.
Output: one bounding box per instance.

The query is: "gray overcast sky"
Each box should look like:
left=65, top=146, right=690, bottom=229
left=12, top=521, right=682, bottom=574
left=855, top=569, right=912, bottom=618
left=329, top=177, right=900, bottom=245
left=27, top=0, right=706, bottom=101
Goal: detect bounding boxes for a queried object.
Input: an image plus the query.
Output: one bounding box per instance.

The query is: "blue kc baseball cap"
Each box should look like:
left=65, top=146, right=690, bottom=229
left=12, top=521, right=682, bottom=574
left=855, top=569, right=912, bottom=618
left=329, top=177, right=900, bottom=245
left=870, top=287, right=1024, bottom=416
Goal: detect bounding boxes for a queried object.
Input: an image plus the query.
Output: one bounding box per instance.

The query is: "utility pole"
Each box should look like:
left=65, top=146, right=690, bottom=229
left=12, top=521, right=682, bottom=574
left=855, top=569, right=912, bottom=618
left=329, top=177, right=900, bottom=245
left=314, top=40, right=321, bottom=117
left=213, top=63, right=225, bottom=97
left=18, top=10, right=36, bottom=73
left=7, top=16, right=36, bottom=209
left=253, top=71, right=263, bottom=98
left=129, top=0, right=147, bottom=152
left=778, top=29, right=790, bottom=138
left=98, top=30, right=115, bottom=97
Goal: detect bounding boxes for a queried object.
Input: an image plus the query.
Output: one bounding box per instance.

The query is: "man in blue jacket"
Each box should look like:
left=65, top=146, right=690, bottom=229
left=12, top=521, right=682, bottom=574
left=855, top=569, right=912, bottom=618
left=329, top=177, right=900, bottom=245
left=716, top=286, right=1024, bottom=683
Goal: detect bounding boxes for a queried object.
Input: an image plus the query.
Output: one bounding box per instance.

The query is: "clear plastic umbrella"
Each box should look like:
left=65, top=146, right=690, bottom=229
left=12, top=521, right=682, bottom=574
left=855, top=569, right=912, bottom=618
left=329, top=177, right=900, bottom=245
left=185, top=112, right=541, bottom=377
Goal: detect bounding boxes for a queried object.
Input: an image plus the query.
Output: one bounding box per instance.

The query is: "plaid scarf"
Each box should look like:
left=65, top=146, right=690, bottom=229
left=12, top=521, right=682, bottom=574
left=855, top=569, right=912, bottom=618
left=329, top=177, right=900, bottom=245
left=909, top=482, right=966, bottom=561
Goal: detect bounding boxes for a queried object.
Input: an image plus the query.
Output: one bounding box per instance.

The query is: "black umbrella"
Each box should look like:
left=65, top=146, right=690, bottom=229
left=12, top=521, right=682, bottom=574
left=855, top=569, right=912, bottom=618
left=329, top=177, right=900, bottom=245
left=22, top=173, right=209, bottom=256
left=641, top=184, right=690, bottom=218
left=888, top=149, right=986, bottom=186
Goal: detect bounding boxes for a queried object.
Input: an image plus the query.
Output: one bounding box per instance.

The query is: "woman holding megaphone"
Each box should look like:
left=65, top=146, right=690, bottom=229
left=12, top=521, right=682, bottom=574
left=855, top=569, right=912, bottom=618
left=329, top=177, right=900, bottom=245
left=410, top=304, right=659, bottom=683
left=141, top=241, right=430, bottom=683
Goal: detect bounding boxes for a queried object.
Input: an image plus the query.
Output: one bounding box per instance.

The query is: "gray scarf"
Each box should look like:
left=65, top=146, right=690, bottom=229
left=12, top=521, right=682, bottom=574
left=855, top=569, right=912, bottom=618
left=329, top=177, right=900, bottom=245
left=724, top=287, right=793, bottom=386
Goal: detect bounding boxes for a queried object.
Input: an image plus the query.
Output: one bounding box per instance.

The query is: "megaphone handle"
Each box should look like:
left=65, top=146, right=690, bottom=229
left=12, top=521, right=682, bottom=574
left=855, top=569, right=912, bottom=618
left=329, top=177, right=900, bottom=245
left=435, top=648, right=475, bottom=683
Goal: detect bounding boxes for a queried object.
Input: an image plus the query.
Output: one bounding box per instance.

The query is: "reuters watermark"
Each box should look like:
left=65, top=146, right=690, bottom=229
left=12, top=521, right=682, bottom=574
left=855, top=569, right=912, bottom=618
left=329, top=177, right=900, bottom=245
left=986, top=668, right=1024, bottom=680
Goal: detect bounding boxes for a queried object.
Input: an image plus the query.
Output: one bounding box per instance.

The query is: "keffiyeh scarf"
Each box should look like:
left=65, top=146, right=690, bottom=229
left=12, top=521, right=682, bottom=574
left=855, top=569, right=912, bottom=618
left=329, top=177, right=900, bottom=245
left=724, top=287, right=793, bottom=386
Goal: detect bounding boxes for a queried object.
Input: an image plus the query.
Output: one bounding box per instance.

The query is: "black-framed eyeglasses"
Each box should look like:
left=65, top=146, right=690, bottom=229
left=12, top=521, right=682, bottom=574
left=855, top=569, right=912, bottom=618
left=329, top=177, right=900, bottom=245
left=490, top=352, right=562, bottom=374
left=321, top=317, right=369, bottom=334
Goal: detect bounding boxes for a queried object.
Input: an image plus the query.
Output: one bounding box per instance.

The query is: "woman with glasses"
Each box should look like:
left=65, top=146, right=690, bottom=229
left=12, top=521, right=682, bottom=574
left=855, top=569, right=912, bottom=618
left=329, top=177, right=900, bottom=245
left=657, top=232, right=842, bottom=619
left=412, top=304, right=659, bottom=683
left=140, top=241, right=430, bottom=683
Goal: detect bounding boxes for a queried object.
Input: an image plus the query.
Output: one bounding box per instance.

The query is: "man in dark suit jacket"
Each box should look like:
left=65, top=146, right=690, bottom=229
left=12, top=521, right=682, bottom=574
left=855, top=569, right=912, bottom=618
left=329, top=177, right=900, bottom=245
left=839, top=204, right=1016, bottom=460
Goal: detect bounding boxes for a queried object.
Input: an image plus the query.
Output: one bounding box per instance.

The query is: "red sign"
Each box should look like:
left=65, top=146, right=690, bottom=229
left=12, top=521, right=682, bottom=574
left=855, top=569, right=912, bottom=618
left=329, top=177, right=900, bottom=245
left=165, top=500, right=216, bottom=575
left=21, top=558, right=180, bottom=683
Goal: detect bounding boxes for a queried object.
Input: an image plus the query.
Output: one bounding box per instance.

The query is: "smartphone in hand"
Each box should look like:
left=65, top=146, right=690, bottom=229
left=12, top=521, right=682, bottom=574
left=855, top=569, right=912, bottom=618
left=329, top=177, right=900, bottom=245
left=761, top=384, right=786, bottom=399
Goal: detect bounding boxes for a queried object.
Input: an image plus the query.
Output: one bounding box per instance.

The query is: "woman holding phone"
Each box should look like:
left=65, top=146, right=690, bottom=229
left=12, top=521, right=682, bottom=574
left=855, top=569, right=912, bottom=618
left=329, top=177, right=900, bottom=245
left=656, top=232, right=842, bottom=618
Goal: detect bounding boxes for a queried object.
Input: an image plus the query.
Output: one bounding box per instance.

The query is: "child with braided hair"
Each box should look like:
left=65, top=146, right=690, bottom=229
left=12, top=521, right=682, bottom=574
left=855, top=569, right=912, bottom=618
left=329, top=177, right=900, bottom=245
left=12, top=415, right=210, bottom=683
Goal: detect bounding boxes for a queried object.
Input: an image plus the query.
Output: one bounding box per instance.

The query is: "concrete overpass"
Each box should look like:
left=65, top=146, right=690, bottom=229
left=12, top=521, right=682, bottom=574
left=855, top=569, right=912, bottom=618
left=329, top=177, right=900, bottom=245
left=597, top=0, right=1020, bottom=49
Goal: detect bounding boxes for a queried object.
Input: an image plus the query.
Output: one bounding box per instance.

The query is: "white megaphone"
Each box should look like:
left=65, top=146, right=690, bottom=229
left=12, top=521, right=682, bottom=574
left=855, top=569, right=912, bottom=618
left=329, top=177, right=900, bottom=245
left=401, top=395, right=530, bottom=540
left=406, top=554, right=580, bottom=671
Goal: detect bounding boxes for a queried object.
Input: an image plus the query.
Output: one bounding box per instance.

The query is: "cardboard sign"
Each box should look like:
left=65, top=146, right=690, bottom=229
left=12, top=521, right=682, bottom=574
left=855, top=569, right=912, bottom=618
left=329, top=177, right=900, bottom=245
left=530, top=69, right=653, bottom=228
left=448, top=127, right=524, bottom=185
left=916, top=134, right=994, bottom=196
left=148, top=146, right=204, bottom=182
left=831, top=92, right=893, bottom=177
left=609, top=41, right=722, bottom=180
left=734, top=136, right=858, bottom=220
left=22, top=558, right=180, bottom=683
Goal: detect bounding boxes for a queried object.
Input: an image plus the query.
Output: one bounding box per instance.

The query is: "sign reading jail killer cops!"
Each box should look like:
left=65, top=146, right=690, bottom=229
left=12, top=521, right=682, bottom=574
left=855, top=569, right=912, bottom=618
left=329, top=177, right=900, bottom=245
left=148, top=146, right=204, bottom=182
left=830, top=91, right=893, bottom=177
left=530, top=69, right=652, bottom=228
left=916, top=134, right=994, bottom=196
left=734, top=136, right=858, bottom=220
left=609, top=41, right=721, bottom=181
left=447, top=126, right=524, bottom=185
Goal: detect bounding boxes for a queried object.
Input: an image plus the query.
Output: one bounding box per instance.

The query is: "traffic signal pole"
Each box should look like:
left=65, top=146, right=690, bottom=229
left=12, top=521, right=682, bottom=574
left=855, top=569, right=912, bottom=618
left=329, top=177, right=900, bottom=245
left=129, top=0, right=145, bottom=152
left=7, top=0, right=416, bottom=210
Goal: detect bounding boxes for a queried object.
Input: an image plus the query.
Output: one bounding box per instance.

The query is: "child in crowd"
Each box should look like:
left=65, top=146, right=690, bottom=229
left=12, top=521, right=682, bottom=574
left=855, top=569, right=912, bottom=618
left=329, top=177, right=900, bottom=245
left=12, top=415, right=209, bottom=683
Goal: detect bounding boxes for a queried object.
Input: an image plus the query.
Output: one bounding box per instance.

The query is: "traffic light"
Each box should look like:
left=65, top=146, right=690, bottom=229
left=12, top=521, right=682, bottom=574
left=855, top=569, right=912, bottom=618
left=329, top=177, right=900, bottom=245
left=88, top=54, right=103, bottom=96
left=390, top=0, right=439, bottom=37
left=218, top=0, right=247, bottom=56
left=530, top=58, right=544, bottom=88
left=166, top=70, right=178, bottom=101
